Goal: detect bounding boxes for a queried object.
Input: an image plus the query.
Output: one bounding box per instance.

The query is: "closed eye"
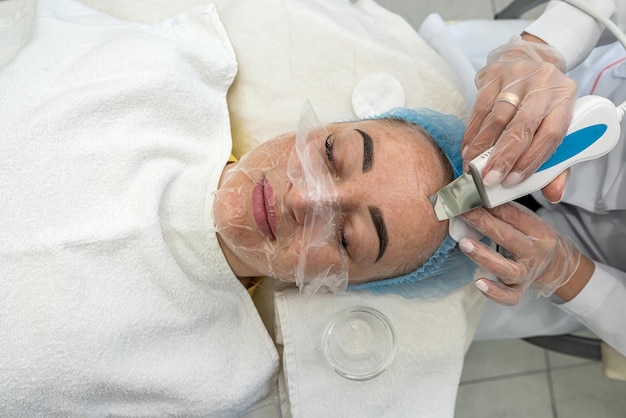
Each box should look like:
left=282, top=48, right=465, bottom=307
left=325, top=134, right=336, bottom=173
left=338, top=215, right=349, bottom=249
left=325, top=134, right=348, bottom=250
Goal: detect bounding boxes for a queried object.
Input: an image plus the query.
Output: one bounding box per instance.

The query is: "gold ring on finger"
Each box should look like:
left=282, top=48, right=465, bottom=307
left=495, top=91, right=521, bottom=108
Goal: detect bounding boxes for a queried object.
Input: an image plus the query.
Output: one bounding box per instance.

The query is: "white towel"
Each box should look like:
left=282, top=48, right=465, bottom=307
left=212, top=0, right=470, bottom=156
left=74, top=0, right=470, bottom=155
left=0, top=0, right=279, bottom=415
left=275, top=286, right=484, bottom=418
left=0, top=0, right=35, bottom=68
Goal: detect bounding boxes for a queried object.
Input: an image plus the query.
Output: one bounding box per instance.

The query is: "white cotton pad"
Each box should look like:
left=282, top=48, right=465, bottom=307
left=448, top=216, right=484, bottom=242
left=352, top=72, right=406, bottom=118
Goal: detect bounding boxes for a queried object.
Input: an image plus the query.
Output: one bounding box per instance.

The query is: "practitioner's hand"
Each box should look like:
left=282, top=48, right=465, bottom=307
left=462, top=34, right=578, bottom=203
left=457, top=202, right=582, bottom=306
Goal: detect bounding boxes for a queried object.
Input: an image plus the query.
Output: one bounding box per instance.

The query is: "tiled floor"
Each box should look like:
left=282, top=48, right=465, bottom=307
left=456, top=336, right=626, bottom=417
left=374, top=0, right=626, bottom=417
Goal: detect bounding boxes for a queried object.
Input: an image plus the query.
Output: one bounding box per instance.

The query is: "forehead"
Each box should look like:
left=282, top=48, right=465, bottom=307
left=330, top=119, right=450, bottom=281
left=329, top=119, right=445, bottom=180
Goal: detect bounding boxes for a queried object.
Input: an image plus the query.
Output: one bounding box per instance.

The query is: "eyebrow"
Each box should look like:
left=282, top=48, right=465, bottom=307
left=355, top=129, right=373, bottom=172
left=368, top=206, right=388, bottom=262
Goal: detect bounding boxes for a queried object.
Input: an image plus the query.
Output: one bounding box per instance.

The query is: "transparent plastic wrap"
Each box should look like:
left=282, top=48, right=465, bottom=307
left=214, top=101, right=349, bottom=296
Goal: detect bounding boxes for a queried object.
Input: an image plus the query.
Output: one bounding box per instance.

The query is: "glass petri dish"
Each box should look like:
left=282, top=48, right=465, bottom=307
left=322, top=306, right=396, bottom=381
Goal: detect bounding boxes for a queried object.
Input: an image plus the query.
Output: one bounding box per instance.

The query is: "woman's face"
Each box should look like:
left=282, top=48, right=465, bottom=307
left=213, top=119, right=451, bottom=286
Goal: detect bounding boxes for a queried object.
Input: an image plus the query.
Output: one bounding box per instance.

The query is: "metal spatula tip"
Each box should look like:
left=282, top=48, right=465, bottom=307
left=429, top=193, right=451, bottom=221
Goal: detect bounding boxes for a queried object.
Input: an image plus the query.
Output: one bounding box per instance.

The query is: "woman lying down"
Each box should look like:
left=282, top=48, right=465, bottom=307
left=0, top=0, right=477, bottom=415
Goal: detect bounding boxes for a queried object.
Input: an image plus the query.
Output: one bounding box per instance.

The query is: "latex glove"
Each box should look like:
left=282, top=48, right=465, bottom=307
left=462, top=35, right=578, bottom=200
left=458, top=202, right=581, bottom=306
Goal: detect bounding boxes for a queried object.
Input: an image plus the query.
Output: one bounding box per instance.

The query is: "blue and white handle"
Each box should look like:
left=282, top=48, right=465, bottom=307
left=469, top=95, right=621, bottom=208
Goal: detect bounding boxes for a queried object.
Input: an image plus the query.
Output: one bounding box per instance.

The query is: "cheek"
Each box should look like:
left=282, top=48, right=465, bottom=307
left=298, top=241, right=346, bottom=278
left=270, top=226, right=345, bottom=279
left=241, top=137, right=293, bottom=170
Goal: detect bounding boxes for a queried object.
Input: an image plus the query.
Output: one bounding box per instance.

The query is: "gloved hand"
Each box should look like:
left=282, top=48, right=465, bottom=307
left=457, top=202, right=581, bottom=306
left=462, top=35, right=578, bottom=201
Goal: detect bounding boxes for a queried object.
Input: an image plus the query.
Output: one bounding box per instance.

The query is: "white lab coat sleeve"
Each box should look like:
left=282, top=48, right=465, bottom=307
left=556, top=262, right=626, bottom=356
left=524, top=0, right=626, bottom=71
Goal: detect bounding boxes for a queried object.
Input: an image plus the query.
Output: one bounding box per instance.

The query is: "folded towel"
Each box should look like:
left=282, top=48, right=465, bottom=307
left=74, top=0, right=469, bottom=156
left=0, top=0, right=278, bottom=415
left=275, top=286, right=484, bottom=418
left=213, top=0, right=469, bottom=156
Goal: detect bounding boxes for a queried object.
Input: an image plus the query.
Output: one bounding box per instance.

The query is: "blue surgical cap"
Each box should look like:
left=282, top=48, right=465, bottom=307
left=371, top=107, right=465, bottom=179
left=348, top=107, right=478, bottom=299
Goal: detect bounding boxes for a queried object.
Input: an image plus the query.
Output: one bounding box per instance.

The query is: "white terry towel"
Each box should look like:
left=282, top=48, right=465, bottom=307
left=0, top=0, right=278, bottom=415
left=72, top=0, right=470, bottom=156
left=275, top=286, right=484, bottom=418
left=0, top=0, right=35, bottom=68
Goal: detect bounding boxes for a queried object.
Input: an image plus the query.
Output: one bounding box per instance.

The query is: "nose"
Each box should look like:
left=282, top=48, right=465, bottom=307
left=284, top=181, right=313, bottom=225
left=285, top=181, right=342, bottom=225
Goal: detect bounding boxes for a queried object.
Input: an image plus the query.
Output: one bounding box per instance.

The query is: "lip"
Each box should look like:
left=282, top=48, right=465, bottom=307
left=252, top=177, right=277, bottom=240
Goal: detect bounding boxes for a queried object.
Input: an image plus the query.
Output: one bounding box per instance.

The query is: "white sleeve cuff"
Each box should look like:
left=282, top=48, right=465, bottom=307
left=556, top=261, right=626, bottom=355
left=524, top=0, right=616, bottom=70
left=557, top=262, right=620, bottom=315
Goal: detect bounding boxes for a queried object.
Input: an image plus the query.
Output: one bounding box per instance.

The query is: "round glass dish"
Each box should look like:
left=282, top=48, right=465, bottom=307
left=322, top=306, right=396, bottom=381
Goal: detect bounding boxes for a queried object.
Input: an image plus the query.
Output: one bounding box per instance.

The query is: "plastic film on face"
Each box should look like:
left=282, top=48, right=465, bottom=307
left=288, top=101, right=349, bottom=296
left=213, top=101, right=349, bottom=296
